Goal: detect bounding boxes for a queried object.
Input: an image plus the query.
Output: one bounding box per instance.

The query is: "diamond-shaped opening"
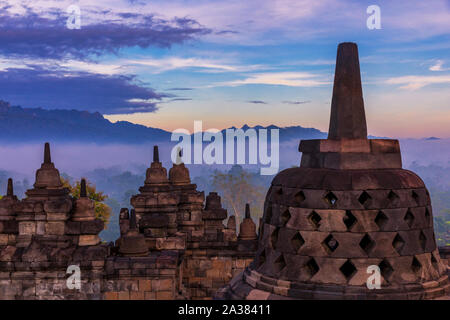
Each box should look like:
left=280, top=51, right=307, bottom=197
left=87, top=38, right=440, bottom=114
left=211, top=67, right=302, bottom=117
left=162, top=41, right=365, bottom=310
left=359, top=234, right=375, bottom=255
left=404, top=209, right=415, bottom=228
left=294, top=191, right=306, bottom=204
left=343, top=210, right=357, bottom=230
left=308, top=211, right=321, bottom=229
left=265, top=204, right=273, bottom=224
left=274, top=187, right=283, bottom=201
left=411, top=256, right=422, bottom=274
left=379, top=259, right=394, bottom=280
left=425, top=208, right=431, bottom=226
left=375, top=211, right=389, bottom=230
left=392, top=233, right=405, bottom=253
left=324, top=191, right=338, bottom=206
left=305, top=258, right=319, bottom=278
left=291, top=232, right=305, bottom=252
left=322, top=234, right=339, bottom=253
left=419, top=231, right=427, bottom=250
left=339, top=260, right=357, bottom=281
left=280, top=209, right=291, bottom=225
left=274, top=254, right=286, bottom=273
left=412, top=190, right=420, bottom=204
left=271, top=228, right=279, bottom=249
left=258, top=250, right=266, bottom=267
left=387, top=190, right=399, bottom=202
left=358, top=191, right=371, bottom=205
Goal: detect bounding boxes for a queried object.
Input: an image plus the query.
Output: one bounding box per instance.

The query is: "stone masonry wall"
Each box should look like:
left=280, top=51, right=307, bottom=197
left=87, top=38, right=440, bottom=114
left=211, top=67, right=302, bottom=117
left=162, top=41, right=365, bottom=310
left=0, top=144, right=258, bottom=300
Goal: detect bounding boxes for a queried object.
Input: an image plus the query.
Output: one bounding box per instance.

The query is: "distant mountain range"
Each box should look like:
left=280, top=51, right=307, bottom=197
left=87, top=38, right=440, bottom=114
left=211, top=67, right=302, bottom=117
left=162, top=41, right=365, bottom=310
left=0, top=100, right=326, bottom=144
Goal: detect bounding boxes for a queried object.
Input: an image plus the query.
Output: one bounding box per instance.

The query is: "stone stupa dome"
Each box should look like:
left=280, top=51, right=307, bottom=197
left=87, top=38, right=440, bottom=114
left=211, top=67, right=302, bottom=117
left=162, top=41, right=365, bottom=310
left=220, top=42, right=449, bottom=300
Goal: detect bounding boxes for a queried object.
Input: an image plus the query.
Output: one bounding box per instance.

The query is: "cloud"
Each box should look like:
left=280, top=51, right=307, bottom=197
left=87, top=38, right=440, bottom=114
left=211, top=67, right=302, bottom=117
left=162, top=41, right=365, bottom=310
left=125, top=57, right=265, bottom=73
left=0, top=56, right=124, bottom=75
left=429, top=60, right=450, bottom=71
left=215, top=30, right=239, bottom=35
left=140, top=0, right=450, bottom=44
left=167, top=98, right=193, bottom=102
left=0, top=67, right=169, bottom=114
left=217, top=72, right=329, bottom=87
left=282, top=100, right=311, bottom=105
left=386, top=75, right=450, bottom=90
left=246, top=100, right=267, bottom=104
left=0, top=5, right=210, bottom=60
left=167, top=87, right=194, bottom=91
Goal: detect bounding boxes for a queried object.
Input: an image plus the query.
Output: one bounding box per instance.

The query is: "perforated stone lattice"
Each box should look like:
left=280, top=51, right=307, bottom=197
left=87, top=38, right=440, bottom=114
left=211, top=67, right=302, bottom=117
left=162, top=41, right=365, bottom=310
left=257, top=185, right=443, bottom=285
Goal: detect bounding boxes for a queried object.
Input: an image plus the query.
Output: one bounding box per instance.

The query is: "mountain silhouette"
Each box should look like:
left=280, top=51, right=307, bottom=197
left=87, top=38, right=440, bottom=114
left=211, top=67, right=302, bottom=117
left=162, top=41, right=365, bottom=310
left=0, top=100, right=326, bottom=144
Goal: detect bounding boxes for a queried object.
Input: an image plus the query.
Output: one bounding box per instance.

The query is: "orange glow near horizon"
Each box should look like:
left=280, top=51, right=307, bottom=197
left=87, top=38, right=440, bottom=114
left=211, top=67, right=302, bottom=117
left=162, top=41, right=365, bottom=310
left=104, top=95, right=450, bottom=139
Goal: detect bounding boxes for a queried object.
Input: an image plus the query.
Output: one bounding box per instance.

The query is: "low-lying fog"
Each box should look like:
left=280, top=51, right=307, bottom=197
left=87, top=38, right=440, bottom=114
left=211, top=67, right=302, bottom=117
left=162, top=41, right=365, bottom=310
left=0, top=139, right=449, bottom=184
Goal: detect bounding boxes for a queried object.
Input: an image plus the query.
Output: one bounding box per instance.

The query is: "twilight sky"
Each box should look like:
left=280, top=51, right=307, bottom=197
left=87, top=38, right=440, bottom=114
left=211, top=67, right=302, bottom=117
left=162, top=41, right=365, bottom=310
left=0, top=0, right=449, bottom=138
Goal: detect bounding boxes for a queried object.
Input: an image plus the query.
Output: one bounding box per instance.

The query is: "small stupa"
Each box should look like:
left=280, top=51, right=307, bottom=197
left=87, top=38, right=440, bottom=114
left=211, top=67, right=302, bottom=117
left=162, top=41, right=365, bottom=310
left=71, top=179, right=96, bottom=222
left=239, top=204, right=257, bottom=241
left=25, top=143, right=69, bottom=200
left=119, top=209, right=149, bottom=256
left=144, top=146, right=169, bottom=186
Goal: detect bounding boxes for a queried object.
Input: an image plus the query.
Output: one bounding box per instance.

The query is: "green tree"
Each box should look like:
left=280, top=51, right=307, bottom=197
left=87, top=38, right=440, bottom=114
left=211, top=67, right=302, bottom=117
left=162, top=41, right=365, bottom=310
left=211, top=166, right=265, bottom=223
left=61, top=177, right=111, bottom=226
left=434, top=210, right=450, bottom=246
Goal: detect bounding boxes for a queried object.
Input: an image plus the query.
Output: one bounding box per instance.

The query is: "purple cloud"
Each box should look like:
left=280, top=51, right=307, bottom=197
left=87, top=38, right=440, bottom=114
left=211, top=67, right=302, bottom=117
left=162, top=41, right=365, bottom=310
left=247, top=100, right=267, bottom=104
left=0, top=7, right=210, bottom=59
left=282, top=100, right=311, bottom=105
left=0, top=67, right=169, bottom=114
left=167, top=88, right=194, bottom=91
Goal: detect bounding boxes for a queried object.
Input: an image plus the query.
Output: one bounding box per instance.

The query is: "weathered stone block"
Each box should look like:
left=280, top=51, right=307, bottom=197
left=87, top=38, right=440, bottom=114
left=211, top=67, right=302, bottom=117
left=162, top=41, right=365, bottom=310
left=65, top=221, right=81, bottom=235
left=155, top=237, right=185, bottom=250
left=118, top=291, right=130, bottom=300
left=46, top=212, right=69, bottom=221
left=44, top=199, right=72, bottom=213
left=0, top=221, right=18, bottom=234
left=144, top=291, right=156, bottom=299
left=78, top=235, right=100, bottom=246
left=45, top=222, right=65, bottom=235
left=80, top=219, right=104, bottom=234
left=130, top=291, right=145, bottom=300
left=104, top=291, right=118, bottom=300
left=152, top=278, right=173, bottom=291
left=19, top=222, right=36, bottom=236
left=36, top=221, right=45, bottom=235
left=139, top=279, right=152, bottom=292
left=140, top=215, right=169, bottom=228
left=156, top=291, right=173, bottom=300
left=0, top=234, right=8, bottom=246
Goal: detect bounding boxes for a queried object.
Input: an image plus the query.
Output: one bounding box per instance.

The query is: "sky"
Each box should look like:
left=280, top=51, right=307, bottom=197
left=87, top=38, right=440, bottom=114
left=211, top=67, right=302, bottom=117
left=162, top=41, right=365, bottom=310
left=0, top=0, right=449, bottom=138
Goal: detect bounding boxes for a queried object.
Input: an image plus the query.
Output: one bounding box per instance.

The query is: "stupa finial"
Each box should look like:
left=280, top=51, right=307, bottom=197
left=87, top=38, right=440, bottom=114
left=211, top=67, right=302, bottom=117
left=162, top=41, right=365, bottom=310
left=153, top=145, right=159, bottom=163
left=328, top=42, right=367, bottom=139
left=44, top=142, right=51, bottom=163
left=245, top=203, right=251, bottom=219
left=7, top=178, right=13, bottom=196
left=129, top=209, right=137, bottom=230
left=80, top=178, right=87, bottom=198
